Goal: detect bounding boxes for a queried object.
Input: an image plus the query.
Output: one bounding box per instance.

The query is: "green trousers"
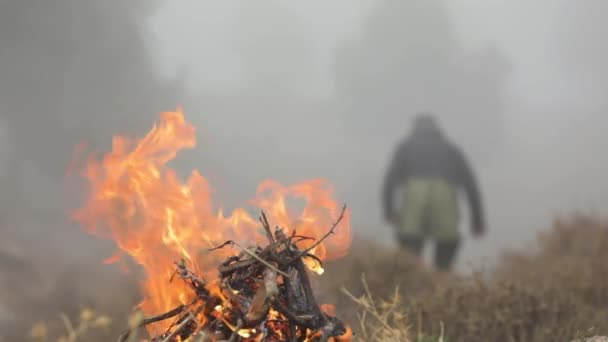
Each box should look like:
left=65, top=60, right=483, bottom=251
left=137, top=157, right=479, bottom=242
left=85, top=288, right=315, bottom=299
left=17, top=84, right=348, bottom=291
left=397, top=177, right=460, bottom=241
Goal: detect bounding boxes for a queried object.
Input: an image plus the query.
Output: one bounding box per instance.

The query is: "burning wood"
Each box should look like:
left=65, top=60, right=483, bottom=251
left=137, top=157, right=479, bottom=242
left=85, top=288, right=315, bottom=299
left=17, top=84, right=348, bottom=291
left=118, top=207, right=351, bottom=342
left=69, top=109, right=353, bottom=341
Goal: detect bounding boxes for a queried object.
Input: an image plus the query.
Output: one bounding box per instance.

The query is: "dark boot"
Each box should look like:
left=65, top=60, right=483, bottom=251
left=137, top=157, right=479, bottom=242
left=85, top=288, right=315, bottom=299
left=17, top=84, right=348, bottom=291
left=434, top=239, right=460, bottom=271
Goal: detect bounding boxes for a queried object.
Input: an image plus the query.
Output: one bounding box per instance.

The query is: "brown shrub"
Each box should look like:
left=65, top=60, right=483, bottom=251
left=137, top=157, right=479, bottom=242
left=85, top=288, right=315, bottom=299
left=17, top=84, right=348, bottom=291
left=324, top=216, right=608, bottom=342
left=5, top=215, right=608, bottom=341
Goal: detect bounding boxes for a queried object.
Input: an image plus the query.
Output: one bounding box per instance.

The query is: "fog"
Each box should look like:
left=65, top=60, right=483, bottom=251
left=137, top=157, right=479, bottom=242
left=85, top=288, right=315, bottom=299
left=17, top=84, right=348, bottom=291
left=150, top=0, right=608, bottom=267
left=1, top=0, right=608, bottom=287
left=0, top=0, right=181, bottom=250
left=0, top=0, right=180, bottom=330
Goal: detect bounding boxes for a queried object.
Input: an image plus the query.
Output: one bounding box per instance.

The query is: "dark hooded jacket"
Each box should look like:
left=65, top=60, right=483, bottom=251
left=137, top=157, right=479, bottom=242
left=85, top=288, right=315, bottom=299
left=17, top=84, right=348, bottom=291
left=382, top=122, right=485, bottom=234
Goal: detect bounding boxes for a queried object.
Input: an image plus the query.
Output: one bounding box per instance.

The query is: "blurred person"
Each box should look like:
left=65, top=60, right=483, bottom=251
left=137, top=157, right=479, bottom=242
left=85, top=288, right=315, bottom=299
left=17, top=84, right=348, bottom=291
left=382, top=113, right=485, bottom=270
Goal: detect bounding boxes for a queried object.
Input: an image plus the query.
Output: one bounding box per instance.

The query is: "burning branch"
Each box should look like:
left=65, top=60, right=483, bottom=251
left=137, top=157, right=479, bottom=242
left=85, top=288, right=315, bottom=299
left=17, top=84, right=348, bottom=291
left=116, top=208, right=351, bottom=342
left=71, top=110, right=353, bottom=342
left=259, top=212, right=275, bottom=244
left=208, top=240, right=290, bottom=278
left=294, top=205, right=347, bottom=261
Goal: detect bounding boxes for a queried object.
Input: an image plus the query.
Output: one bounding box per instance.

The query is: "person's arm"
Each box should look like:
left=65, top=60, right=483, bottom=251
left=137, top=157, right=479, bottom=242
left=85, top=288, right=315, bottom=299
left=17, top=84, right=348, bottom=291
left=453, top=147, right=485, bottom=235
left=382, top=143, right=408, bottom=223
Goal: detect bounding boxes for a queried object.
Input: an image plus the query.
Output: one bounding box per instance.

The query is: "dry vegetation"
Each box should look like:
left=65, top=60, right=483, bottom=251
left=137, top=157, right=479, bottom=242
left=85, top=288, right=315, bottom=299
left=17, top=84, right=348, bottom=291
left=3, top=215, right=608, bottom=341
left=322, top=216, right=608, bottom=341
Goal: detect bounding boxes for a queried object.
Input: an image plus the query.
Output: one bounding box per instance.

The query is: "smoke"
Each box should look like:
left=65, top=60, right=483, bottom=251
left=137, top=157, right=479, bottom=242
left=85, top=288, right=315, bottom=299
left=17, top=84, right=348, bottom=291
left=3, top=0, right=608, bottom=333
left=171, top=0, right=511, bottom=259
left=158, top=0, right=608, bottom=269
left=0, top=0, right=180, bottom=243
left=0, top=0, right=180, bottom=335
left=334, top=0, right=509, bottom=162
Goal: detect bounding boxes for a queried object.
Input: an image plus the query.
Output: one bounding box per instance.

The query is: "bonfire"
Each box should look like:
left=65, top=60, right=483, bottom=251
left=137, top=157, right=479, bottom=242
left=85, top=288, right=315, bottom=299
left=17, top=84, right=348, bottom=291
left=70, top=109, right=353, bottom=341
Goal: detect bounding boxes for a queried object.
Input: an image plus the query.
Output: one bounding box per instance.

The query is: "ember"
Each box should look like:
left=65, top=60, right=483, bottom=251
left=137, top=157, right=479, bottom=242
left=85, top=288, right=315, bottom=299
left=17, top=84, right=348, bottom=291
left=70, top=109, right=352, bottom=341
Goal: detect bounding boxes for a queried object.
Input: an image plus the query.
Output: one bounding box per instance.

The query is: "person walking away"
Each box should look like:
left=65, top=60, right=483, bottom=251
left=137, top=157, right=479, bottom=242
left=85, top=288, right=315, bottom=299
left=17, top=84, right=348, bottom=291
left=382, top=113, right=485, bottom=271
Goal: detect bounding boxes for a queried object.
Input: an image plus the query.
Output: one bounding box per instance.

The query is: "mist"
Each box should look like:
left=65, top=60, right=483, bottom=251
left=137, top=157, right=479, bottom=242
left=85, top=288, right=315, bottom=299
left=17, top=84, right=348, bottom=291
left=0, top=0, right=182, bottom=241
left=0, top=0, right=180, bottom=332
left=150, top=0, right=608, bottom=267
left=1, top=0, right=608, bottom=333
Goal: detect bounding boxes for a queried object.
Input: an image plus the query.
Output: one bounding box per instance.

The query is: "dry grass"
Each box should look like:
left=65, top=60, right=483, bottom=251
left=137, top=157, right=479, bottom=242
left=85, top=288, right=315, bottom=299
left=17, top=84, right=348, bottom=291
left=27, top=308, right=112, bottom=342
left=341, top=275, right=412, bottom=342
left=323, top=215, right=608, bottom=342
left=4, top=215, right=608, bottom=341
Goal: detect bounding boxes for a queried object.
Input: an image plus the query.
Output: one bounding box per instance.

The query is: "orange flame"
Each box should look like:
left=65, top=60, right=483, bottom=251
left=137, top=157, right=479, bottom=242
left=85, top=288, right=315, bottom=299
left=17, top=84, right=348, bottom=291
left=70, top=108, right=351, bottom=331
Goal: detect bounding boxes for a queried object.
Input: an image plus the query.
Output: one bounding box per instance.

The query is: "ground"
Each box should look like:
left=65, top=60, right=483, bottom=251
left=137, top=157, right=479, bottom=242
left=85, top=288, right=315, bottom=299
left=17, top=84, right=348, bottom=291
left=2, top=215, right=608, bottom=341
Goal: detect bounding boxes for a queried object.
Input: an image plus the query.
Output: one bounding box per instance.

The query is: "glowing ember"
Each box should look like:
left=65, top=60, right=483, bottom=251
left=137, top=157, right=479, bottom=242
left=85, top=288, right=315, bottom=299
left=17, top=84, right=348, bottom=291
left=70, top=108, right=352, bottom=340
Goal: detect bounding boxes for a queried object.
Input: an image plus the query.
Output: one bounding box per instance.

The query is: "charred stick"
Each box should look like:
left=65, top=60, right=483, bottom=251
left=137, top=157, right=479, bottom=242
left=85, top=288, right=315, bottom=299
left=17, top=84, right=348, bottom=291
left=244, top=267, right=278, bottom=324
left=218, top=258, right=257, bottom=275
left=172, top=260, right=209, bottom=298
left=325, top=317, right=348, bottom=339
left=142, top=305, right=187, bottom=326
left=208, top=240, right=290, bottom=278
left=288, top=322, right=297, bottom=342
left=286, top=265, right=308, bottom=313
left=243, top=282, right=269, bottom=325
left=221, top=280, right=250, bottom=310
left=292, top=236, right=316, bottom=243
left=160, top=311, right=197, bottom=342
left=117, top=330, right=132, bottom=342
left=303, top=253, right=324, bottom=270
left=316, top=320, right=338, bottom=342
left=220, top=255, right=240, bottom=265
left=260, top=211, right=275, bottom=244
left=227, top=319, right=244, bottom=342
left=161, top=303, right=206, bottom=342
left=273, top=228, right=289, bottom=245
left=293, top=256, right=322, bottom=318
left=181, top=305, right=208, bottom=339
left=119, top=208, right=349, bottom=342
left=293, top=204, right=347, bottom=260
left=217, top=255, right=242, bottom=273
left=271, top=298, right=314, bottom=328
left=117, top=305, right=188, bottom=342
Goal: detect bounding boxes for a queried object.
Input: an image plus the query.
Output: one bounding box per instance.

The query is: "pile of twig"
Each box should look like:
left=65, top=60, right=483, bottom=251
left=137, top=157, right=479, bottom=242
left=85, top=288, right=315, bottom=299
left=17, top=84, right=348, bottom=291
left=118, top=206, right=349, bottom=342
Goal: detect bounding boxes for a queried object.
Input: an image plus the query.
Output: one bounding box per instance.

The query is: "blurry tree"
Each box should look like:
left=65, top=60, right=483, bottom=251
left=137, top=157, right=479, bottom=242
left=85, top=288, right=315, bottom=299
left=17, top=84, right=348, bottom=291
left=333, top=0, right=510, bottom=165
left=0, top=0, right=180, bottom=226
